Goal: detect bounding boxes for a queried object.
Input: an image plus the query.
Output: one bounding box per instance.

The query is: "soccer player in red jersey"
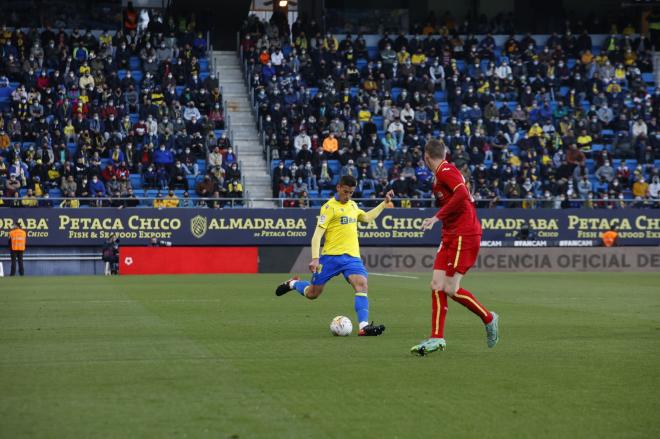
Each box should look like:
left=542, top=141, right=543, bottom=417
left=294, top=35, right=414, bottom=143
left=410, top=138, right=499, bottom=355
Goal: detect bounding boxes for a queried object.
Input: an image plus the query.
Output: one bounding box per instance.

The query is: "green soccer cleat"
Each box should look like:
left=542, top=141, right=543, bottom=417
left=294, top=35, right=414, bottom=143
left=410, top=338, right=446, bottom=356
left=485, top=312, right=500, bottom=348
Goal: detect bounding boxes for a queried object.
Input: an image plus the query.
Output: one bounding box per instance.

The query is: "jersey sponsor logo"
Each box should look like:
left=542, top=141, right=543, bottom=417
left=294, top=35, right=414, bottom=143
left=319, top=215, right=327, bottom=224
left=340, top=216, right=357, bottom=225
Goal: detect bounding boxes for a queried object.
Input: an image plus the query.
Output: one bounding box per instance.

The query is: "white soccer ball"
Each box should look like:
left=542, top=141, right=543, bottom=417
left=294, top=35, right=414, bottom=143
left=330, top=316, right=353, bottom=336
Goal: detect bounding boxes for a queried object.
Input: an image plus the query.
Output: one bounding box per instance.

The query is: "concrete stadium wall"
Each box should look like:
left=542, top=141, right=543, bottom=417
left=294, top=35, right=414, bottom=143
left=2, top=246, right=658, bottom=276
left=0, top=247, right=105, bottom=277
left=282, top=246, right=660, bottom=273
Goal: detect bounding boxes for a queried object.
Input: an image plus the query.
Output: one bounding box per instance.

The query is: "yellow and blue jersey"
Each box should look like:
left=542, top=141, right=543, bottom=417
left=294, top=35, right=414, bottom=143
left=317, top=197, right=366, bottom=258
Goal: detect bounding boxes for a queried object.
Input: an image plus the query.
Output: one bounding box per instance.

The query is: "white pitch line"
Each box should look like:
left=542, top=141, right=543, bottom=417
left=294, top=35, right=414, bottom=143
left=370, top=273, right=420, bottom=279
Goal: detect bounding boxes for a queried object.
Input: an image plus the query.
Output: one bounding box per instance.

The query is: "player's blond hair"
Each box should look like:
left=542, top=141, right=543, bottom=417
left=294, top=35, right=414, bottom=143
left=424, top=138, right=447, bottom=159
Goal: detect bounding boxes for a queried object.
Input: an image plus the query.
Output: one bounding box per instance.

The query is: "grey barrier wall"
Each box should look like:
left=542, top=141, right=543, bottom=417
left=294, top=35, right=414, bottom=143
left=2, top=246, right=658, bottom=276
left=0, top=247, right=105, bottom=276
left=285, top=247, right=660, bottom=273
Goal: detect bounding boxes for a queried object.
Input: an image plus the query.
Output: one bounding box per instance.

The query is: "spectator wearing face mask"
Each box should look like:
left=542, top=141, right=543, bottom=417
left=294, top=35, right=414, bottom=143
left=88, top=175, right=106, bottom=197
left=153, top=145, right=175, bottom=169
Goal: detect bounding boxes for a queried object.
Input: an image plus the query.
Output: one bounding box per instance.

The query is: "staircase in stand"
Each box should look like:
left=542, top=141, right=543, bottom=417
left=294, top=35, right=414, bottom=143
left=214, top=50, right=274, bottom=207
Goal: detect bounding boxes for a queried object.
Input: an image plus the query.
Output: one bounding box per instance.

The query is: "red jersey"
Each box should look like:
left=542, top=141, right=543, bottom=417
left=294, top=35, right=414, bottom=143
left=432, top=160, right=482, bottom=238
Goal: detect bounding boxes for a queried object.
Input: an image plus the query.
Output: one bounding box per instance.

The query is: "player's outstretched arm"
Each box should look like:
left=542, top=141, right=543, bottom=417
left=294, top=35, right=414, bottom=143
left=358, top=190, right=394, bottom=223
left=309, top=226, right=326, bottom=273
left=421, top=216, right=439, bottom=230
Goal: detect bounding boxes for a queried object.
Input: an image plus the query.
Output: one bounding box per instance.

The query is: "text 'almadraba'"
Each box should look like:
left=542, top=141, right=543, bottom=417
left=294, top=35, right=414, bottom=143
left=0, top=214, right=658, bottom=233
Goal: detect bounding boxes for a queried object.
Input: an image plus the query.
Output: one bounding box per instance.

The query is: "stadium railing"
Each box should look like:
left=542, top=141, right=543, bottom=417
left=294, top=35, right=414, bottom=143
left=0, top=197, right=247, bottom=208
left=2, top=197, right=655, bottom=209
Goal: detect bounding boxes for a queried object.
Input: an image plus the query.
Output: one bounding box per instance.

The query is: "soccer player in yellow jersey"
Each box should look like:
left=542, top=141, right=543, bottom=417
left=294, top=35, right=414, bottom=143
left=275, top=175, right=394, bottom=336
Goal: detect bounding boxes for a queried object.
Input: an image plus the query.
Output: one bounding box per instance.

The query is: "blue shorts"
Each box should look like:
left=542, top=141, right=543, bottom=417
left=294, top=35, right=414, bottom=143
left=311, top=254, right=368, bottom=286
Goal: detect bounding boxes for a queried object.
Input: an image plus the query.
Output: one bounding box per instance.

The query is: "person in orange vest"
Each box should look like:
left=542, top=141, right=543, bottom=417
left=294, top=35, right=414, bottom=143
left=8, top=223, right=26, bottom=276
left=601, top=227, right=618, bottom=247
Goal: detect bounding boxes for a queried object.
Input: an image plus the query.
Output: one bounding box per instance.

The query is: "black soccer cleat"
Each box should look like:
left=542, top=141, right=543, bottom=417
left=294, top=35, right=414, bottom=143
left=275, top=276, right=299, bottom=296
left=358, top=322, right=386, bottom=336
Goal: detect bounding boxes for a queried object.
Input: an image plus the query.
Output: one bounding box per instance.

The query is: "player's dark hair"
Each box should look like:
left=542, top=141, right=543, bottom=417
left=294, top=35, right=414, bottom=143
left=339, top=175, right=357, bottom=187
left=424, top=138, right=447, bottom=159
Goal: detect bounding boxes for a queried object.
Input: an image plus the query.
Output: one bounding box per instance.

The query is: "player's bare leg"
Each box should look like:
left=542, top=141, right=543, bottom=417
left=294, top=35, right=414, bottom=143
left=347, top=274, right=385, bottom=336
left=275, top=277, right=325, bottom=299
left=445, top=274, right=499, bottom=348
left=411, top=269, right=448, bottom=356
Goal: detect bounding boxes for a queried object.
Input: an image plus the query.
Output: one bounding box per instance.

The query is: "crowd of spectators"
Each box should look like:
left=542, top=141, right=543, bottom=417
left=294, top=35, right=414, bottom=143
left=241, top=14, right=660, bottom=209
left=0, top=6, right=243, bottom=209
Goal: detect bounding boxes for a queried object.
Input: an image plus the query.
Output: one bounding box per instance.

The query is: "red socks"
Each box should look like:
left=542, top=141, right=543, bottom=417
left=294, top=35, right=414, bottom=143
left=451, top=288, right=493, bottom=324
left=431, top=290, right=448, bottom=338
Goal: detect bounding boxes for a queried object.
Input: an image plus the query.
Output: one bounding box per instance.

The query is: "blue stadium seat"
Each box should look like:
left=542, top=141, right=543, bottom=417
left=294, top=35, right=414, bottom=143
left=391, top=87, right=401, bottom=101
left=0, top=87, right=12, bottom=99
left=508, top=145, right=520, bottom=156
left=625, top=159, right=638, bottom=169
left=434, top=91, right=445, bottom=102
left=129, top=56, right=141, bottom=70
left=372, top=116, right=383, bottom=129
left=591, top=144, right=604, bottom=152
left=585, top=159, right=595, bottom=173
left=328, top=160, right=341, bottom=175
left=367, top=47, right=378, bottom=60
left=642, top=73, right=654, bottom=84
left=199, top=58, right=209, bottom=72
left=131, top=71, right=143, bottom=82
left=130, top=174, right=142, bottom=188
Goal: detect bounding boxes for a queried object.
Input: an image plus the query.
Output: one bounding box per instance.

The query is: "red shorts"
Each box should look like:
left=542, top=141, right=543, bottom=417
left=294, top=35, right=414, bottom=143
left=433, top=234, right=481, bottom=276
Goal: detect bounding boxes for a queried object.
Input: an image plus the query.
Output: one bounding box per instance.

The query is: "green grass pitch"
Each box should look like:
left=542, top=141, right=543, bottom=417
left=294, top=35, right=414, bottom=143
left=1, top=272, right=659, bottom=438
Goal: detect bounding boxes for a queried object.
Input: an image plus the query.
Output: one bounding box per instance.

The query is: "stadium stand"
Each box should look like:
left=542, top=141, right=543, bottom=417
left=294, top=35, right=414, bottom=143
left=240, top=15, right=660, bottom=208
left=0, top=7, right=244, bottom=208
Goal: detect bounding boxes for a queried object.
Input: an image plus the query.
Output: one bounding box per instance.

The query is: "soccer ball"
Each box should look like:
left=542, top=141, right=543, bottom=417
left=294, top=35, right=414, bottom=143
left=330, top=316, right=353, bottom=336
